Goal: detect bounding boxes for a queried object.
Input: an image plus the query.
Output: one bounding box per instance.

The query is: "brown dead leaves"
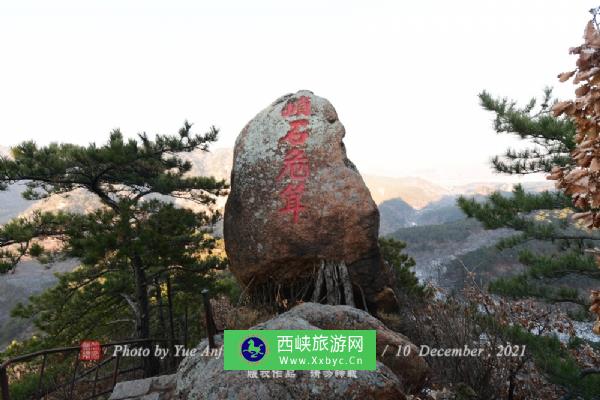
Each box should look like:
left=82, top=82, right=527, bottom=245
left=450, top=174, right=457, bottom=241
left=552, top=20, right=600, bottom=336
left=550, top=21, right=600, bottom=229
left=591, top=290, right=600, bottom=335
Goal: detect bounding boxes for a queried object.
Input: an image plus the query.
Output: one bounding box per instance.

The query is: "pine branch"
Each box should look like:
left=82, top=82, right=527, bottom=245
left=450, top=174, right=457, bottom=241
left=479, top=89, right=576, bottom=175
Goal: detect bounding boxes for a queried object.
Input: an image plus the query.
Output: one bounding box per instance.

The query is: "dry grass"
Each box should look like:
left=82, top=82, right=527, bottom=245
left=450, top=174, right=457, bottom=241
left=210, top=295, right=273, bottom=331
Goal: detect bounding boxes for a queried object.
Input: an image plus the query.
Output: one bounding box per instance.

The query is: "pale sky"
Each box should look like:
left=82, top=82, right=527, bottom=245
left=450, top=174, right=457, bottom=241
left=0, top=1, right=595, bottom=185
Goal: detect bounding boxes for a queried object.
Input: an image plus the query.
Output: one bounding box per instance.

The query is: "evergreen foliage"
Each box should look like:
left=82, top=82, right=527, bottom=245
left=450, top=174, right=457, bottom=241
left=458, top=91, right=600, bottom=310
left=379, top=237, right=431, bottom=299
left=478, top=88, right=575, bottom=175
left=0, top=123, right=228, bottom=376
left=499, top=324, right=600, bottom=398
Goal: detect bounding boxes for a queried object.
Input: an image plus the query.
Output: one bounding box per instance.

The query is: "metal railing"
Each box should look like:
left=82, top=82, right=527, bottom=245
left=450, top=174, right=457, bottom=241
left=0, top=338, right=171, bottom=400
left=0, top=288, right=222, bottom=400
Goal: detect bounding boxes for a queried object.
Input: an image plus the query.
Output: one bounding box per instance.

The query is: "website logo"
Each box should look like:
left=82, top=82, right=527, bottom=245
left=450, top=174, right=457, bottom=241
left=225, top=330, right=376, bottom=371
left=241, top=336, right=266, bottom=362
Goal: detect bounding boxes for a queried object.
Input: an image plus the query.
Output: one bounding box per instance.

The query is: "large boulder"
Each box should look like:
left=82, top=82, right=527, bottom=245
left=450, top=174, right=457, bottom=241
left=224, top=90, right=394, bottom=309
left=175, top=303, right=428, bottom=399
left=282, top=303, right=430, bottom=390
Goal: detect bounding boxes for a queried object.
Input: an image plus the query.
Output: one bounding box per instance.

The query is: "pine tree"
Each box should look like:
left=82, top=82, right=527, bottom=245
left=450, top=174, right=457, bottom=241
left=379, top=237, right=431, bottom=300
left=0, top=122, right=228, bottom=375
left=457, top=15, right=600, bottom=396
left=458, top=89, right=600, bottom=314
left=478, top=87, right=575, bottom=174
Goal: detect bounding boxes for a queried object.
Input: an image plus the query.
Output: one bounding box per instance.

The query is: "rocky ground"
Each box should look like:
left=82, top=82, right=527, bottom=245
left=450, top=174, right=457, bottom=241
left=109, top=303, right=429, bottom=400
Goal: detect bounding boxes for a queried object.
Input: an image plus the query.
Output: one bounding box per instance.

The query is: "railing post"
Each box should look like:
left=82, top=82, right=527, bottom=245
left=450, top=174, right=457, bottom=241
left=36, top=354, right=47, bottom=399
left=201, top=289, right=217, bottom=349
left=68, top=355, right=80, bottom=399
left=112, top=355, right=121, bottom=390
left=0, top=366, right=9, bottom=400
left=91, top=360, right=100, bottom=398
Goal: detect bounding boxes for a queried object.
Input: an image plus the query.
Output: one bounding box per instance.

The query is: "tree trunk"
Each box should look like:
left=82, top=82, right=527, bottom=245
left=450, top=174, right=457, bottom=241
left=338, top=262, right=355, bottom=307
left=132, top=253, right=160, bottom=377
left=165, top=273, right=176, bottom=371
left=312, top=261, right=355, bottom=307
left=183, top=303, right=189, bottom=349
left=154, top=278, right=167, bottom=342
left=312, top=261, right=325, bottom=303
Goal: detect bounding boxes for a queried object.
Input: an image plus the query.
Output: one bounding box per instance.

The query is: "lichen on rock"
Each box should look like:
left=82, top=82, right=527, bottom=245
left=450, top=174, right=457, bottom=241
left=224, top=90, right=395, bottom=311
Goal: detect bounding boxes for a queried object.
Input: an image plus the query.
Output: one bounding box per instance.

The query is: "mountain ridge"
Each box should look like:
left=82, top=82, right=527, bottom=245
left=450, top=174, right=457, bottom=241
left=0, top=145, right=555, bottom=231
left=0, top=145, right=554, bottom=213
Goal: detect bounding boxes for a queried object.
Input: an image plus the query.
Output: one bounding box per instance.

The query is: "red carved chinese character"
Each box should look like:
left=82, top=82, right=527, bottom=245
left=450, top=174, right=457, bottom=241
left=281, top=96, right=311, bottom=117
left=277, top=148, right=310, bottom=181
left=79, top=340, right=102, bottom=361
left=280, top=119, right=309, bottom=146
left=279, top=182, right=305, bottom=223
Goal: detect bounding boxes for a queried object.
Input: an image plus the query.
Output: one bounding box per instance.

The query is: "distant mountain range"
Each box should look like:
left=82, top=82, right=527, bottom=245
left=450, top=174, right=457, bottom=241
left=179, top=146, right=554, bottom=211
left=376, top=181, right=553, bottom=235
left=0, top=143, right=560, bottom=350
left=179, top=147, right=233, bottom=182
left=0, top=145, right=554, bottom=233
left=387, top=218, right=517, bottom=287
left=362, top=175, right=447, bottom=208
left=378, top=196, right=469, bottom=235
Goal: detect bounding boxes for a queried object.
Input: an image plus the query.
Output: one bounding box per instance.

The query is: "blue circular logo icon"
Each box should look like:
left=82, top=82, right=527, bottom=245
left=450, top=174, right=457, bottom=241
left=241, top=336, right=266, bottom=362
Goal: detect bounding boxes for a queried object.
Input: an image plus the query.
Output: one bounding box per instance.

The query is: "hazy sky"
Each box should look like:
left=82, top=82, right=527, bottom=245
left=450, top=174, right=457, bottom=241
left=0, top=1, right=595, bottom=185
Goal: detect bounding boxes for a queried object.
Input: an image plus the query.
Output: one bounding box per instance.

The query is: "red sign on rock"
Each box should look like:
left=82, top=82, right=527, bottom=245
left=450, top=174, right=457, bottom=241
left=278, top=96, right=311, bottom=223
left=276, top=148, right=310, bottom=181
left=281, top=95, right=311, bottom=117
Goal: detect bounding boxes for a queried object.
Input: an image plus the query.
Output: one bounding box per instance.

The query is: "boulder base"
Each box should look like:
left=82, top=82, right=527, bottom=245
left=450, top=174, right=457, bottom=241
left=175, top=303, right=428, bottom=399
